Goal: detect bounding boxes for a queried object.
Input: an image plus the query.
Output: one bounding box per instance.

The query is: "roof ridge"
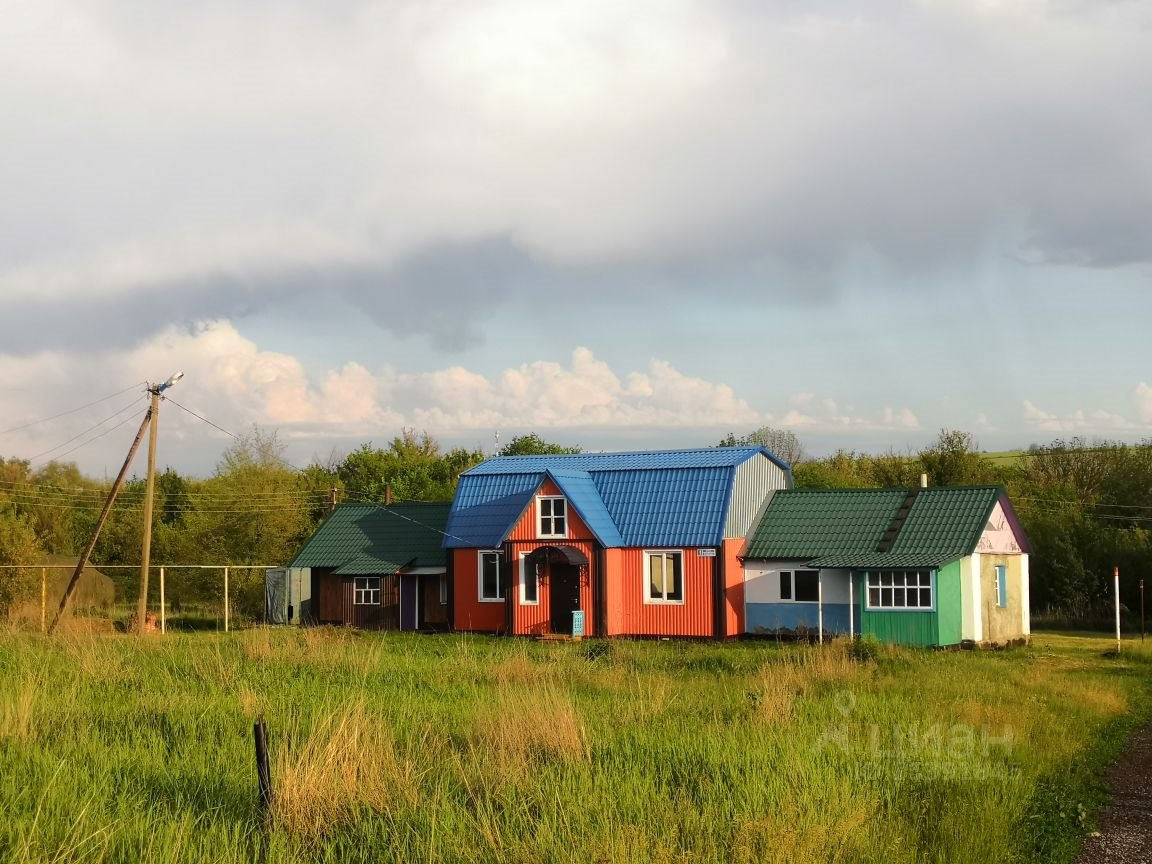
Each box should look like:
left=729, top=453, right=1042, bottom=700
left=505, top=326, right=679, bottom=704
left=875, top=488, right=921, bottom=553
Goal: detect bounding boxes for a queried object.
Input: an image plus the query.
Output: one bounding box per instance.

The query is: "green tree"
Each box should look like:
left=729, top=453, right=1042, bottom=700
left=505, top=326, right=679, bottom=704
left=0, top=461, right=41, bottom=613
left=918, top=429, right=1007, bottom=487
left=718, top=427, right=805, bottom=465
left=498, top=433, right=582, bottom=456
left=338, top=430, right=484, bottom=503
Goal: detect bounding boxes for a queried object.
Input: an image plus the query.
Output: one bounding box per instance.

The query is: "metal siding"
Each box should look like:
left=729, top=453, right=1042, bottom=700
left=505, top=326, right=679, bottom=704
left=508, top=539, right=597, bottom=636
left=507, top=479, right=596, bottom=543
left=452, top=548, right=506, bottom=632
left=724, top=455, right=790, bottom=538
left=861, top=607, right=939, bottom=646
left=604, top=548, right=626, bottom=636
left=723, top=538, right=745, bottom=634
left=615, top=548, right=713, bottom=637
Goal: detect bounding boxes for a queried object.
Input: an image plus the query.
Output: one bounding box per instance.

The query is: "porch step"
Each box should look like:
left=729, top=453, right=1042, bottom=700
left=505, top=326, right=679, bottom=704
left=536, top=633, right=583, bottom=643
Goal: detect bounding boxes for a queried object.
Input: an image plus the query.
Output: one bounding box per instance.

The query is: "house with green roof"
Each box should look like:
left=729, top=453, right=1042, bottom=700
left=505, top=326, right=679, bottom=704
left=742, top=486, right=1030, bottom=647
left=281, top=502, right=451, bottom=631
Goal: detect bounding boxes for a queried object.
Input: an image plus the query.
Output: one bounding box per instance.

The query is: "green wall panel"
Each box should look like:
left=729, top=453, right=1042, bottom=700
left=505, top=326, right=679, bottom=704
left=934, top=560, right=963, bottom=646
left=861, top=610, right=938, bottom=646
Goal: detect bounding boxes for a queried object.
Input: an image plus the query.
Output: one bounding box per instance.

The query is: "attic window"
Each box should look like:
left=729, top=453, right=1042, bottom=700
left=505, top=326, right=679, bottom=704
left=538, top=497, right=567, bottom=538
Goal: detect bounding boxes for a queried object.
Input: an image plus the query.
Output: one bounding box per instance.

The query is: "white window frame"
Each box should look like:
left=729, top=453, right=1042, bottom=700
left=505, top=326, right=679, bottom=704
left=519, top=553, right=539, bottom=606
left=478, top=550, right=504, bottom=603
left=644, top=550, right=685, bottom=605
left=865, top=570, right=935, bottom=611
left=537, top=496, right=568, bottom=538
left=354, top=576, right=381, bottom=606
left=778, top=569, right=820, bottom=603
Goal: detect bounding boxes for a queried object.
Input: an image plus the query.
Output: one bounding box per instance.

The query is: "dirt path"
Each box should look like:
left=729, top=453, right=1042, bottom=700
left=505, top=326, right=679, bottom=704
left=1075, top=721, right=1152, bottom=863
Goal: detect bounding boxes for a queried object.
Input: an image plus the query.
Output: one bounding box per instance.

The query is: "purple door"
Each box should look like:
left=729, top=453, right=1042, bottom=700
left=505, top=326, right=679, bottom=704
left=399, top=574, right=419, bottom=631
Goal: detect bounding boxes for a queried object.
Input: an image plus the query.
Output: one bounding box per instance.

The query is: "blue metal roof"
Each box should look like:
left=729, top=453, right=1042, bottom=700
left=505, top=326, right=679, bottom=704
left=461, top=446, right=789, bottom=474
left=546, top=469, right=625, bottom=547
left=445, top=472, right=539, bottom=548
left=445, top=448, right=784, bottom=549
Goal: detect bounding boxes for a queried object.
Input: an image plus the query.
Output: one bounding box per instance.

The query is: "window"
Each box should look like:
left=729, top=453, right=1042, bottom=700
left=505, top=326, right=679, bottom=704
left=478, top=551, right=506, bottom=602
left=779, top=570, right=819, bottom=602
left=520, top=555, right=539, bottom=605
left=866, top=570, right=933, bottom=610
left=645, top=551, right=684, bottom=603
left=354, top=576, right=381, bottom=605
left=995, top=565, right=1007, bottom=608
left=538, top=497, right=567, bottom=537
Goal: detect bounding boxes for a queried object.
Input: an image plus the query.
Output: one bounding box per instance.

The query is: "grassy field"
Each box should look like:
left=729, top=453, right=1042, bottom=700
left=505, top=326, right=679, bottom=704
left=0, top=628, right=1149, bottom=864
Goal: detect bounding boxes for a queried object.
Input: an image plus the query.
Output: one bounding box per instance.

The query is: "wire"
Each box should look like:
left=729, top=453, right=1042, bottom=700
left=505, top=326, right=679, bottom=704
left=0, top=382, right=147, bottom=436
left=25, top=397, right=148, bottom=464
left=163, top=396, right=239, bottom=441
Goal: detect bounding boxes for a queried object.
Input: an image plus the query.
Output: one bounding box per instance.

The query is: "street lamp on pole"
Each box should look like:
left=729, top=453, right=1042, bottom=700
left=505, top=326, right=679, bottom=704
left=136, top=372, right=183, bottom=635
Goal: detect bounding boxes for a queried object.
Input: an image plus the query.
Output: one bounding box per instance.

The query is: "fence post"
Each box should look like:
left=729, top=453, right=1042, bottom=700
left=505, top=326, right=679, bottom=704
left=40, top=568, right=47, bottom=634
left=1114, top=565, right=1121, bottom=653
left=253, top=714, right=273, bottom=812
left=159, top=567, right=166, bottom=634
left=224, top=566, right=230, bottom=633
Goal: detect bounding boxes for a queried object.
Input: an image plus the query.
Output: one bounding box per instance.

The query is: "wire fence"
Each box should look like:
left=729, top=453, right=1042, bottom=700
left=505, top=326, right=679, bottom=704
left=0, top=563, right=279, bottom=634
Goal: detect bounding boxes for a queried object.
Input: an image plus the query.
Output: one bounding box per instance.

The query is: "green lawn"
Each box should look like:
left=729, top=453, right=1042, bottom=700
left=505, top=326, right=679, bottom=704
left=1, top=627, right=1148, bottom=863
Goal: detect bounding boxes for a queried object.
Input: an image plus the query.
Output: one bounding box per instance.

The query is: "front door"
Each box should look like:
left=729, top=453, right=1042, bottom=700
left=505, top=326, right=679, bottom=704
left=549, top=563, right=581, bottom=635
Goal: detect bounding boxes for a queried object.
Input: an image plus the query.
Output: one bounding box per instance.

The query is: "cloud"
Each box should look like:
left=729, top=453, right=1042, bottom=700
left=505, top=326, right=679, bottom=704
left=777, top=396, right=920, bottom=432
left=2, top=1, right=1151, bottom=352
left=1022, top=398, right=1136, bottom=434
left=0, top=322, right=927, bottom=472
left=1135, top=383, right=1152, bottom=424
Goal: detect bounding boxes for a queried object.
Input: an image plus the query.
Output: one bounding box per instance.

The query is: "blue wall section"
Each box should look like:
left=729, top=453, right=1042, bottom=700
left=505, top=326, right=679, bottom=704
left=746, top=602, right=855, bottom=635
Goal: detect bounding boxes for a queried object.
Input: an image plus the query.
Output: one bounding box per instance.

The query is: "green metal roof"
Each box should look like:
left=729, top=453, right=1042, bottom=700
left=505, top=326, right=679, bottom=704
left=744, top=489, right=909, bottom=559
left=888, top=486, right=1001, bottom=558
left=290, top=503, right=450, bottom=573
left=746, top=485, right=1014, bottom=569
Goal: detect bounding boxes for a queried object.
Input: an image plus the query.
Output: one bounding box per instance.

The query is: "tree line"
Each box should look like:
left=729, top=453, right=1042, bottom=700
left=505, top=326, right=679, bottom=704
left=2, top=425, right=1148, bottom=624
left=727, top=426, right=1152, bottom=623
left=0, top=429, right=577, bottom=616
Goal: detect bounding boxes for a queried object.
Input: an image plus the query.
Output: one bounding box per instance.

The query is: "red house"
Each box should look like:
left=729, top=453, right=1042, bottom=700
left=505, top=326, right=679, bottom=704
left=443, top=447, right=792, bottom=638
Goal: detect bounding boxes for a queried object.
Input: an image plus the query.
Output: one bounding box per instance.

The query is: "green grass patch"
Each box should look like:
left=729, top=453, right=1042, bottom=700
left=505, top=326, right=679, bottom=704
left=0, top=628, right=1148, bottom=863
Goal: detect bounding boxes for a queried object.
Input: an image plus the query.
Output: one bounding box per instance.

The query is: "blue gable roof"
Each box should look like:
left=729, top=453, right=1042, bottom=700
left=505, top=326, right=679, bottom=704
left=444, top=447, right=782, bottom=549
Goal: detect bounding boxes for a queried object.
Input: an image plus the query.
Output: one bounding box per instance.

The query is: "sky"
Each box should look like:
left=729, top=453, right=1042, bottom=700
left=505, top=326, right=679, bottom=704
left=1, top=0, right=1150, bottom=478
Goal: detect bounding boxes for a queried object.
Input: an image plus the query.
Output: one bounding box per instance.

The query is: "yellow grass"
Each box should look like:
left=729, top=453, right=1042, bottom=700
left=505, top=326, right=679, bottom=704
left=272, top=699, right=422, bottom=844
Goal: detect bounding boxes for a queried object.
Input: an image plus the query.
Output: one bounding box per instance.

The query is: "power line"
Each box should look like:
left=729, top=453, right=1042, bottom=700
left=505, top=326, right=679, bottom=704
left=25, top=397, right=148, bottom=464
left=0, top=382, right=146, bottom=436
left=33, top=407, right=151, bottom=467
left=163, top=396, right=238, bottom=441
left=1014, top=495, right=1152, bottom=512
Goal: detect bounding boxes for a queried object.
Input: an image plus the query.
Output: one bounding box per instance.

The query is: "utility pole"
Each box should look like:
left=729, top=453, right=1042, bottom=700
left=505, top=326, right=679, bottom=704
left=135, top=372, right=183, bottom=636
left=49, top=402, right=154, bottom=635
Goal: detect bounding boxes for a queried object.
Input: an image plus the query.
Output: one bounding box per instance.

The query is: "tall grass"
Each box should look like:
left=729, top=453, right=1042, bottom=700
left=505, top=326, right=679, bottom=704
left=0, top=625, right=1148, bottom=863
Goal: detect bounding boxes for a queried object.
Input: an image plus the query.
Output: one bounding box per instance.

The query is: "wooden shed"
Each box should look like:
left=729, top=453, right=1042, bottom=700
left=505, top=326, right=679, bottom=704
left=288, top=502, right=450, bottom=631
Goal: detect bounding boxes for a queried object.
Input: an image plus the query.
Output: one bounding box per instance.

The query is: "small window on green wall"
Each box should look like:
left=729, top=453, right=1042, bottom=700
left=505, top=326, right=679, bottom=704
left=995, top=565, right=1007, bottom=608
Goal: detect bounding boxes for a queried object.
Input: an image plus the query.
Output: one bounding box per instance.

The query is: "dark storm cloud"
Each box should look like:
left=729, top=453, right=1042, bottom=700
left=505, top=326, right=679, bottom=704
left=1, top=0, right=1151, bottom=355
